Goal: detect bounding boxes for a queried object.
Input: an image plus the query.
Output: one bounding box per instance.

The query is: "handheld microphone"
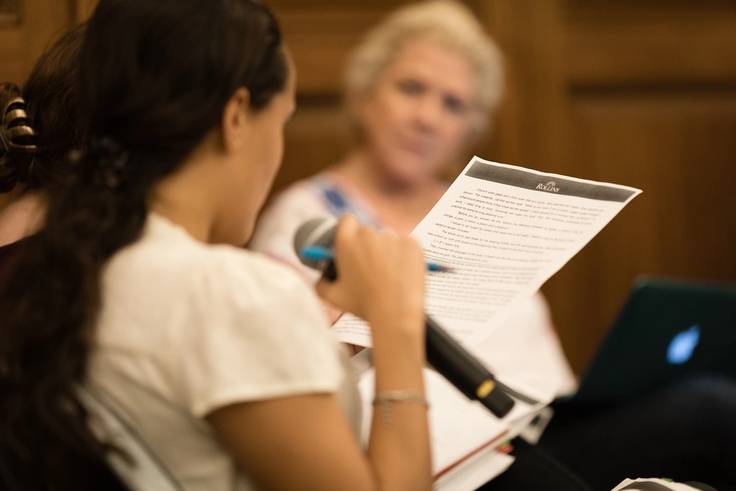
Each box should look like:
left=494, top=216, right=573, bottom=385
left=294, top=218, right=515, bottom=418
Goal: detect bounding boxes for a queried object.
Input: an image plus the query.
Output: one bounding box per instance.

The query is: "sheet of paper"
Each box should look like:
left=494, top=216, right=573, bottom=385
left=434, top=448, right=514, bottom=491
left=357, top=368, right=553, bottom=479
left=333, top=156, right=641, bottom=347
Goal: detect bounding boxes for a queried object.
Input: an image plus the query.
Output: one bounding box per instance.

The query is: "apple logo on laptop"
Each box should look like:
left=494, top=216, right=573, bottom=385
left=667, top=325, right=700, bottom=365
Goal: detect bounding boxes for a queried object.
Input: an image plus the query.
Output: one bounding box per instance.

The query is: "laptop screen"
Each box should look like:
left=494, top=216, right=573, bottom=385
left=574, top=279, right=736, bottom=404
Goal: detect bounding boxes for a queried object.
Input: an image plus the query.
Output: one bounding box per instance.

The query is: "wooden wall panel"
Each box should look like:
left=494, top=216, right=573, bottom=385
left=0, top=28, right=24, bottom=85
left=489, top=0, right=736, bottom=372
left=0, top=0, right=74, bottom=84
left=275, top=100, right=353, bottom=193
left=276, top=8, right=388, bottom=94
left=552, top=92, right=736, bottom=368
left=566, top=1, right=736, bottom=89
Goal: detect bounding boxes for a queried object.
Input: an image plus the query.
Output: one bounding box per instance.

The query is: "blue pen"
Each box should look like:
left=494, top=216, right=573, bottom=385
left=300, top=246, right=454, bottom=273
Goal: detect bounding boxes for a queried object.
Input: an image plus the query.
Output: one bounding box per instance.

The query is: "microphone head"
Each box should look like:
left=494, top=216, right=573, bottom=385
left=293, top=217, right=337, bottom=269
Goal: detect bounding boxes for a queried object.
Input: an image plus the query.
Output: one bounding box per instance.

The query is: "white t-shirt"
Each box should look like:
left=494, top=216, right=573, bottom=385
left=88, top=213, right=361, bottom=491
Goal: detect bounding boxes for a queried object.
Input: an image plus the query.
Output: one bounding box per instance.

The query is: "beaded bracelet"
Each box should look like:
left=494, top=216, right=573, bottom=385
left=373, top=390, right=429, bottom=424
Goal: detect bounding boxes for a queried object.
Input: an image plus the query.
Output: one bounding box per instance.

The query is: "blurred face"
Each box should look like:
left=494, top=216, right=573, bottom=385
left=218, top=51, right=296, bottom=244
left=355, top=38, right=479, bottom=186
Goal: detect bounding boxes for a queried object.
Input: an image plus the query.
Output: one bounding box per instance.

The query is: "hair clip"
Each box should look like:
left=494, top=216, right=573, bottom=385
left=1, top=97, right=37, bottom=154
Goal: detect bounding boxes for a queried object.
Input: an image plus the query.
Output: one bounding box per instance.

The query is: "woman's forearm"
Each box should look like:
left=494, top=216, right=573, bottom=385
left=366, top=314, right=432, bottom=491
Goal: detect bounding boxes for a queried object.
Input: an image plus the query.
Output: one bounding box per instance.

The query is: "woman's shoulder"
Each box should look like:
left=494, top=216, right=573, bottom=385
left=107, top=214, right=316, bottom=308
left=205, top=242, right=316, bottom=306
left=99, top=214, right=337, bottom=367
left=96, top=215, right=345, bottom=419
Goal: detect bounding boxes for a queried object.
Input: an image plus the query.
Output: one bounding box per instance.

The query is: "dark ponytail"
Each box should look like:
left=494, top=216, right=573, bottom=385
left=0, top=0, right=287, bottom=488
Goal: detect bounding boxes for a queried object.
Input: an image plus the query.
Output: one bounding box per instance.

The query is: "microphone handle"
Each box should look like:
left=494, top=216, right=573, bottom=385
left=323, top=260, right=338, bottom=282
left=322, top=259, right=514, bottom=418
left=426, top=315, right=514, bottom=418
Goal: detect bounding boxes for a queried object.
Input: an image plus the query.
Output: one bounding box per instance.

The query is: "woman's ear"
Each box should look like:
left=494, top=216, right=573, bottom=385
left=221, top=87, right=251, bottom=154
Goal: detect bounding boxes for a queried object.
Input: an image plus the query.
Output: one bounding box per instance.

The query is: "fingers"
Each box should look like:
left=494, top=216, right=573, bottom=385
left=314, top=214, right=358, bottom=308
left=333, top=214, right=359, bottom=250
left=313, top=214, right=426, bottom=324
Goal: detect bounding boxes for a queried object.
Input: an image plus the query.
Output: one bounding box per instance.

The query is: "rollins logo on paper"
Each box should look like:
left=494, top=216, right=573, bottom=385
left=536, top=181, right=560, bottom=193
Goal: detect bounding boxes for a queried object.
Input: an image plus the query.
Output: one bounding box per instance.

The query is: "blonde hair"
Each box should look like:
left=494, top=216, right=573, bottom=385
left=344, top=0, right=504, bottom=133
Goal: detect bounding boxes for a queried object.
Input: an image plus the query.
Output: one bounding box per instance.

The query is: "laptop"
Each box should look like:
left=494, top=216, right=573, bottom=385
left=572, top=278, right=736, bottom=404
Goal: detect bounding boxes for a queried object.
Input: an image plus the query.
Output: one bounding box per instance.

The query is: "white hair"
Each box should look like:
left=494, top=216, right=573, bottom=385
left=344, top=0, right=504, bottom=133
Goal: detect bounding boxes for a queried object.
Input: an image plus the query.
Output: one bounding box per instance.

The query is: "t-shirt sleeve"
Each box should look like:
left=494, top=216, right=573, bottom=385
left=168, top=249, right=346, bottom=417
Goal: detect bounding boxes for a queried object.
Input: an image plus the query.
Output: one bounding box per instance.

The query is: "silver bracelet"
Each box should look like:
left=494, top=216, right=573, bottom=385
left=373, top=390, right=429, bottom=424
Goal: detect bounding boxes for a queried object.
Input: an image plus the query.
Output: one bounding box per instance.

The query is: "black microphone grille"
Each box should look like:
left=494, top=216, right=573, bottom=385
left=293, top=217, right=337, bottom=268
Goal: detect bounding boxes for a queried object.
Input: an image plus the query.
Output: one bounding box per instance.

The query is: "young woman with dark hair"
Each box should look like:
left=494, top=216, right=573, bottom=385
left=0, top=24, right=131, bottom=490
left=1, top=1, right=430, bottom=490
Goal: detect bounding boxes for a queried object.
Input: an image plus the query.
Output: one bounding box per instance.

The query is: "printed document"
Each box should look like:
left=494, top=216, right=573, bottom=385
left=333, top=156, right=641, bottom=347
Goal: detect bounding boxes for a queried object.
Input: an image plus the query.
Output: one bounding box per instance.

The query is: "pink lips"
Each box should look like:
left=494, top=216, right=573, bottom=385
left=395, top=135, right=436, bottom=159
